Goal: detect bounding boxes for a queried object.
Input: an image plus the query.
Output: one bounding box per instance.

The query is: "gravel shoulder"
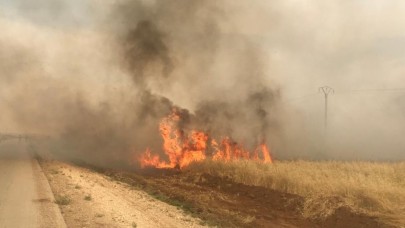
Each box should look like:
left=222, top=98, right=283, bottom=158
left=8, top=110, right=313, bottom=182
left=40, top=160, right=205, bottom=228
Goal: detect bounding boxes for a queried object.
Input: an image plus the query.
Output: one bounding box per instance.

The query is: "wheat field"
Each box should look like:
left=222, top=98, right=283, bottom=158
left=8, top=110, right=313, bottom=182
left=187, top=160, right=405, bottom=226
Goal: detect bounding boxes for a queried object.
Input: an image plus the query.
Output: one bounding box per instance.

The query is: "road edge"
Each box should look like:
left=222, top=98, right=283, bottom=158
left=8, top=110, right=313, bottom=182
left=33, top=159, right=67, bottom=228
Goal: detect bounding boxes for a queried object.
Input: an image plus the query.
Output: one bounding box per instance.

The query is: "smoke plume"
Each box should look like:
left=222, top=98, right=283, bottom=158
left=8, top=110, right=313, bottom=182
left=1, top=0, right=404, bottom=167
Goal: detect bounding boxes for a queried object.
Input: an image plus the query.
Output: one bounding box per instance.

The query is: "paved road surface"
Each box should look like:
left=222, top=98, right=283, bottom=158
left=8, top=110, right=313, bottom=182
left=0, top=141, right=66, bottom=228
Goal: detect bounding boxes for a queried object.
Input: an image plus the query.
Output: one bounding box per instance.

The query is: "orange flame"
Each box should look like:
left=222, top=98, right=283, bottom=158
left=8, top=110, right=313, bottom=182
left=260, top=143, right=273, bottom=163
left=139, top=110, right=273, bottom=169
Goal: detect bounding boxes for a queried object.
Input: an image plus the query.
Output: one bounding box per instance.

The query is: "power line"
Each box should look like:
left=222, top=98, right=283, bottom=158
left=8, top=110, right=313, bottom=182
left=338, top=88, right=405, bottom=93
left=281, top=87, right=405, bottom=105
left=319, top=86, right=334, bottom=132
left=281, top=93, right=318, bottom=104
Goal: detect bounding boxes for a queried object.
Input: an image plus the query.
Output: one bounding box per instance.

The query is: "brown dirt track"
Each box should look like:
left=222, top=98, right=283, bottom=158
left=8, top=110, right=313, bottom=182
left=105, top=168, right=392, bottom=228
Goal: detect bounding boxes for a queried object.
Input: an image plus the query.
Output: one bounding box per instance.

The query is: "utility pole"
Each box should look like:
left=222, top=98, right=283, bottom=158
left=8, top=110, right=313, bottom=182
left=319, top=86, right=334, bottom=133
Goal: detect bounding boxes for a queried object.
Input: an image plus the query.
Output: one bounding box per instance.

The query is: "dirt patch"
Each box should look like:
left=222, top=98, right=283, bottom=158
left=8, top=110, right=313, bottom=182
left=40, top=160, right=205, bottom=228
left=106, top=168, right=393, bottom=228
left=40, top=159, right=393, bottom=227
left=322, top=207, right=387, bottom=228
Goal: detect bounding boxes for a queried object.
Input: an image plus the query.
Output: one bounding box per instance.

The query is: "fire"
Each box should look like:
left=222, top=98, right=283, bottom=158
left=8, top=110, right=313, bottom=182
left=140, top=110, right=273, bottom=169
left=260, top=143, right=273, bottom=163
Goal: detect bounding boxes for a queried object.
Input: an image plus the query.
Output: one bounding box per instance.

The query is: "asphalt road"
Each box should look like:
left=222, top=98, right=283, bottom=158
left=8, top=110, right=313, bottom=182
left=0, top=141, right=66, bottom=228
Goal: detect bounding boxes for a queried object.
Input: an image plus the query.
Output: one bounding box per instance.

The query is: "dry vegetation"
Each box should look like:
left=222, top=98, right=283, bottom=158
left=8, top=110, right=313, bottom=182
left=187, top=160, right=405, bottom=226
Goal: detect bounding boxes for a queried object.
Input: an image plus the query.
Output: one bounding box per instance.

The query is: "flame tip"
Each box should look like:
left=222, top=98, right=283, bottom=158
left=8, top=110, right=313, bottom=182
left=140, top=111, right=273, bottom=169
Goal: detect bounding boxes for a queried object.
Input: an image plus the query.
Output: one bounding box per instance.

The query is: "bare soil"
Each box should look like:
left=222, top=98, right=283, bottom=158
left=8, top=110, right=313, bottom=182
left=106, top=168, right=394, bottom=228
left=41, top=159, right=393, bottom=228
left=40, top=160, right=205, bottom=228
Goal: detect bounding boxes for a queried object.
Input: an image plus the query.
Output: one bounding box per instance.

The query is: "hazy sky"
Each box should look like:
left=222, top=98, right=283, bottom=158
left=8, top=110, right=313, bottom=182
left=0, top=0, right=404, bottom=160
left=0, top=0, right=91, bottom=27
left=2, top=0, right=405, bottom=93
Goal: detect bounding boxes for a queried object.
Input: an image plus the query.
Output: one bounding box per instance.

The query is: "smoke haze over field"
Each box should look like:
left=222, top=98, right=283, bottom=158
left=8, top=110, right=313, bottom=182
left=0, top=0, right=404, bottom=165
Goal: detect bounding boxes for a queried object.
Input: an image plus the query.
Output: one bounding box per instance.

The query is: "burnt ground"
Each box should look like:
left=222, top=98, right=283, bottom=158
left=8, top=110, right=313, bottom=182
left=95, top=168, right=392, bottom=228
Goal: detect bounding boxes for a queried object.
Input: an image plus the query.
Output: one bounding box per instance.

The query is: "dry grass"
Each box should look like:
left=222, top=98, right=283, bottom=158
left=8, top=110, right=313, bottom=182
left=84, top=194, right=92, bottom=201
left=187, top=160, right=405, bottom=226
left=54, top=194, right=71, bottom=206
